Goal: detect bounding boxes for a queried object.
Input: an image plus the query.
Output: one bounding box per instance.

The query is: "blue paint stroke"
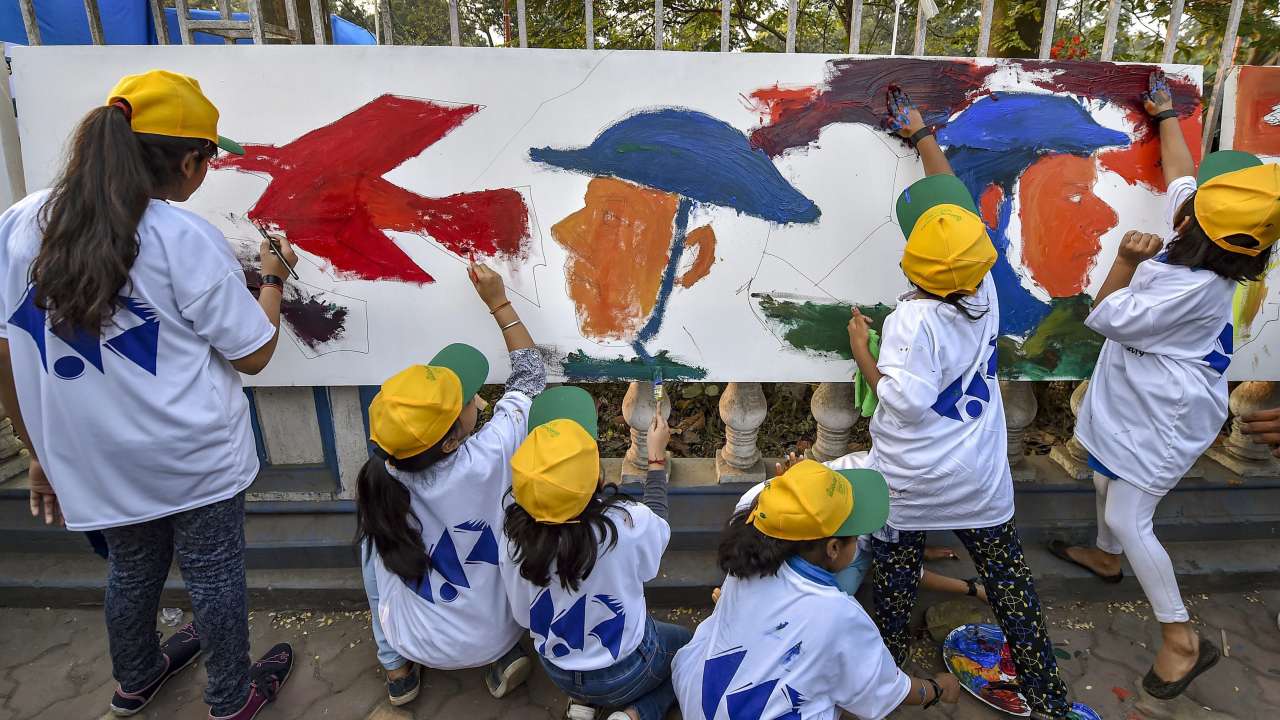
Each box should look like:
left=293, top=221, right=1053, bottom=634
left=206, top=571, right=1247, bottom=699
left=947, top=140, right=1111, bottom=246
left=939, top=94, right=1129, bottom=337
left=635, top=198, right=693, bottom=347
left=531, top=108, right=820, bottom=224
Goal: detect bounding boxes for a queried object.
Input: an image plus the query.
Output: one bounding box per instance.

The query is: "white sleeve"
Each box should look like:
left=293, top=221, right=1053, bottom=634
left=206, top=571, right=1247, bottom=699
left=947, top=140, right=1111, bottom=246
left=1085, top=269, right=1203, bottom=350
left=1166, top=176, right=1197, bottom=232
left=628, top=504, right=671, bottom=582
left=874, top=308, right=942, bottom=425
left=472, top=390, right=534, bottom=460
left=830, top=614, right=914, bottom=719
left=171, top=216, right=275, bottom=360
left=824, top=451, right=871, bottom=471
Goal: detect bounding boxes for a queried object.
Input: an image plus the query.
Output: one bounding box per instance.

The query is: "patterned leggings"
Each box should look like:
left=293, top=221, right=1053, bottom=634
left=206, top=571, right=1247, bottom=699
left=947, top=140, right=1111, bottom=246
left=870, top=520, right=1070, bottom=717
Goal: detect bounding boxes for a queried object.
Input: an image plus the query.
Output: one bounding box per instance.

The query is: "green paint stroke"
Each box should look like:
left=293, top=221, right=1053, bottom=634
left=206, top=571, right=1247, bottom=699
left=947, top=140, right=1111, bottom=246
left=561, top=350, right=708, bottom=381
left=754, top=293, right=891, bottom=360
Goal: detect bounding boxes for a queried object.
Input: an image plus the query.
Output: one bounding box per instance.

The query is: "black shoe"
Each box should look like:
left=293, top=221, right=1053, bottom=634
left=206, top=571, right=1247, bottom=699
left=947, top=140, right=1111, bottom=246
left=1142, top=637, right=1221, bottom=700
left=110, top=623, right=202, bottom=716
left=387, top=663, right=421, bottom=706
left=209, top=643, right=295, bottom=720
left=485, top=644, right=531, bottom=699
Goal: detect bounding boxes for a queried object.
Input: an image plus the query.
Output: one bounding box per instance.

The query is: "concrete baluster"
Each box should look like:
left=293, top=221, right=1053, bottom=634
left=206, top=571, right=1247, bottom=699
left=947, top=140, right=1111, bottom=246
left=1206, top=381, right=1280, bottom=478
left=1001, top=380, right=1038, bottom=481
left=807, top=382, right=857, bottom=463
left=621, top=380, right=671, bottom=483
left=717, top=382, right=767, bottom=483
left=1049, top=380, right=1092, bottom=481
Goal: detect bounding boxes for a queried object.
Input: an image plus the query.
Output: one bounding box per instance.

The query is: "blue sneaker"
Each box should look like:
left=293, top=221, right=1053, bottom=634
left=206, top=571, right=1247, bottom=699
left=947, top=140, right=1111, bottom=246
left=485, top=644, right=531, bottom=699
left=110, top=623, right=202, bottom=716
left=387, top=663, right=421, bottom=706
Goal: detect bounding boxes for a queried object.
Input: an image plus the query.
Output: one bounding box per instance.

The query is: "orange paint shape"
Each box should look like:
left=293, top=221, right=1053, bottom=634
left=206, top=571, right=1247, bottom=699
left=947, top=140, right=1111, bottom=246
left=1233, top=66, right=1280, bottom=156
left=746, top=85, right=819, bottom=126
left=1019, top=155, right=1117, bottom=298
left=1100, top=112, right=1203, bottom=192
left=679, top=225, right=717, bottom=289
left=551, top=177, right=679, bottom=341
left=979, top=184, right=1004, bottom=231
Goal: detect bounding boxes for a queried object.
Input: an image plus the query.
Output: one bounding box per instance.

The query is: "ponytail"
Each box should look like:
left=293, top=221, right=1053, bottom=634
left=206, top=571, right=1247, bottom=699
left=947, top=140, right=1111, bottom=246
left=33, top=104, right=215, bottom=332
left=354, top=458, right=430, bottom=586
left=503, top=489, right=631, bottom=592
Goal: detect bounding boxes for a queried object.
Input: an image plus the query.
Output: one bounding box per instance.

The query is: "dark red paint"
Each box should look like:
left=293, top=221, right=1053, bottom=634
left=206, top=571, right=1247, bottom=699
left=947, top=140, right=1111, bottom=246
left=214, top=95, right=530, bottom=284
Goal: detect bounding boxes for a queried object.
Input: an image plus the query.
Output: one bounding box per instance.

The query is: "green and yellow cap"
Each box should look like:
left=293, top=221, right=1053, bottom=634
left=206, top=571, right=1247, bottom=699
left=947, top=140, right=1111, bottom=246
left=511, top=387, right=601, bottom=524
left=896, top=175, right=995, bottom=297
left=1193, top=151, right=1280, bottom=257
left=368, top=343, right=488, bottom=460
left=106, top=70, right=244, bottom=155
left=749, top=459, right=890, bottom=541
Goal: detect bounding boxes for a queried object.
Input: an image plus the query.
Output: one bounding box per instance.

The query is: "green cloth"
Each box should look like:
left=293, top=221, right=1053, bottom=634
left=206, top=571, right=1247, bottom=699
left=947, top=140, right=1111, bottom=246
left=853, top=328, right=880, bottom=417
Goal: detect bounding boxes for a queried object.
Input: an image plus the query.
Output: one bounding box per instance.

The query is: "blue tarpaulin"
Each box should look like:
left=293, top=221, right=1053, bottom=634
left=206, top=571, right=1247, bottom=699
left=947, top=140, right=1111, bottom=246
left=0, top=1, right=375, bottom=46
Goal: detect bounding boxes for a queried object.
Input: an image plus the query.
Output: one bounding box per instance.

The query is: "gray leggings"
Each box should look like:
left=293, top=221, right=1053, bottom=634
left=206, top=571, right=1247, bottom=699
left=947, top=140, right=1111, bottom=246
left=100, top=491, right=250, bottom=716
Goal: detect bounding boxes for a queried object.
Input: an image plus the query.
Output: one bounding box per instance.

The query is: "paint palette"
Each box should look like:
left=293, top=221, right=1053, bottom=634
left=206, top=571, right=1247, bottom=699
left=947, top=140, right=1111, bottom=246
left=942, top=624, right=1101, bottom=720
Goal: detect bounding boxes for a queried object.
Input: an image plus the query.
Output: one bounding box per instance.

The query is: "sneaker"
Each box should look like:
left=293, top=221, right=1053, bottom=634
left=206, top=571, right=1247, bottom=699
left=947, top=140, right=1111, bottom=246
left=565, top=702, right=598, bottom=720
left=485, top=644, right=532, bottom=699
left=110, top=623, right=202, bottom=716
left=208, top=643, right=294, bottom=720
left=387, top=663, right=421, bottom=706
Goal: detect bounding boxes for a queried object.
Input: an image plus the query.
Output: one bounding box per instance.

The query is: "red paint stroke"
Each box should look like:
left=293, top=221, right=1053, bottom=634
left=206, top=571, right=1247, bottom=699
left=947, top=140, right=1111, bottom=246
left=1020, top=155, right=1117, bottom=298
left=1112, top=686, right=1133, bottom=702
left=1100, top=112, right=1203, bottom=191
left=1024, top=60, right=1200, bottom=119
left=1233, top=66, right=1280, bottom=156
left=748, top=58, right=998, bottom=156
left=979, top=184, right=1004, bottom=231
left=213, top=95, right=530, bottom=284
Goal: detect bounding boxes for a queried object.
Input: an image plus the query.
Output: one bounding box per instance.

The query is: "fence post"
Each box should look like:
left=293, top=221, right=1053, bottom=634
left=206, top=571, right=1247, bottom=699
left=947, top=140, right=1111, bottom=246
left=717, top=382, right=767, bottom=483
left=655, top=0, right=664, bottom=50
left=1001, top=381, right=1038, bottom=481
left=912, top=0, right=925, bottom=56
left=449, top=0, right=460, bottom=46
left=83, top=0, right=105, bottom=45
left=1048, top=380, right=1092, bottom=481
left=377, top=0, right=393, bottom=45
left=808, top=383, right=856, bottom=463
left=1037, top=0, right=1058, bottom=60
left=1201, top=0, right=1244, bottom=157
left=517, top=0, right=527, bottom=47
left=786, top=0, right=797, bottom=53
left=247, top=0, right=268, bottom=44
left=587, top=0, right=594, bottom=49
left=976, top=0, right=994, bottom=57
left=1100, top=0, right=1121, bottom=61
left=310, top=0, right=327, bottom=44
left=721, top=0, right=730, bottom=52
left=849, top=0, right=863, bottom=53
left=1161, top=0, right=1184, bottom=64
left=1206, top=382, right=1280, bottom=478
left=18, top=0, right=41, bottom=45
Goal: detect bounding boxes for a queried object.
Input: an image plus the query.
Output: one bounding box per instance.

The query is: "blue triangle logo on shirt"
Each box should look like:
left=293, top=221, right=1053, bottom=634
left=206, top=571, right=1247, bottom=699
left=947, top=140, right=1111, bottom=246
left=702, top=647, right=808, bottom=720
left=7, top=286, right=160, bottom=380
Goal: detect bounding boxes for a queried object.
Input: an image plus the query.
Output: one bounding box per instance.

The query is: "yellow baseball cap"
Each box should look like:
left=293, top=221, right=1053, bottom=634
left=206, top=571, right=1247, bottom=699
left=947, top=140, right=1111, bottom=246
left=749, top=459, right=890, bottom=541
left=105, top=70, right=244, bottom=155
left=511, top=387, right=601, bottom=524
left=369, top=343, right=489, bottom=460
left=896, top=175, right=995, bottom=297
left=1193, top=152, right=1280, bottom=257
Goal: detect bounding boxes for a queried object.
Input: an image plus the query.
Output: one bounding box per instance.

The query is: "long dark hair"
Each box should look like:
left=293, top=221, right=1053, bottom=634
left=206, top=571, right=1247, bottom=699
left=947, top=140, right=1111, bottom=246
left=503, top=489, right=633, bottom=592
left=355, top=457, right=430, bottom=585
left=717, top=506, right=835, bottom=579
left=1165, top=194, right=1273, bottom=282
left=911, top=284, right=989, bottom=321
left=33, top=105, right=215, bottom=332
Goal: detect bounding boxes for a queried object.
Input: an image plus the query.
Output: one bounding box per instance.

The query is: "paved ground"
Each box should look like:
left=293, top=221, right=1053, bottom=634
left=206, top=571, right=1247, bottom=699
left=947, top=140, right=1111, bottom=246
left=2, top=589, right=1278, bottom=720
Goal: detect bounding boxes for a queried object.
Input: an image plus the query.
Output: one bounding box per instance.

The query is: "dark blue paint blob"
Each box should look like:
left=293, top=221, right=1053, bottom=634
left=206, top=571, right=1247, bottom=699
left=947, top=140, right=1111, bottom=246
left=53, top=356, right=85, bottom=380
left=531, top=108, right=820, bottom=224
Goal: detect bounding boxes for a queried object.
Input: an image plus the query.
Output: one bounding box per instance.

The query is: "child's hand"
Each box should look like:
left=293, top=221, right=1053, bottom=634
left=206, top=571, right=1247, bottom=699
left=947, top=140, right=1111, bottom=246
left=647, top=412, right=670, bottom=464
left=774, top=451, right=802, bottom=476
left=711, top=587, right=722, bottom=604
left=1116, top=230, right=1163, bottom=266
left=848, top=308, right=872, bottom=356
left=933, top=673, right=962, bottom=703
left=468, top=260, right=508, bottom=310
left=258, top=232, right=297, bottom=279
left=887, top=87, right=926, bottom=138
left=1143, top=70, right=1174, bottom=117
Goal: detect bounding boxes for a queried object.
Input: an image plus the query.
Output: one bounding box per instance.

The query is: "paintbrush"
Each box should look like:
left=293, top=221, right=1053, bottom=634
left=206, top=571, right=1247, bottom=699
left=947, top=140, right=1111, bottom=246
left=653, top=368, right=664, bottom=406
left=254, top=223, right=299, bottom=281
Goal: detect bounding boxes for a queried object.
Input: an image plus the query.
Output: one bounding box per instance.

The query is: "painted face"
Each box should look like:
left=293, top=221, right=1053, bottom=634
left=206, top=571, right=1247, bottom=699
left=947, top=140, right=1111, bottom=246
left=1018, top=154, right=1117, bottom=298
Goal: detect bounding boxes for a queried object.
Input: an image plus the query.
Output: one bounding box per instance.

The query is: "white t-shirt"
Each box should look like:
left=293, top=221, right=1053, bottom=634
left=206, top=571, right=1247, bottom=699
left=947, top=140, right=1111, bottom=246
left=1077, top=177, right=1234, bottom=495
left=0, top=191, right=274, bottom=530
left=865, top=274, right=1015, bottom=531
left=500, top=500, right=670, bottom=671
left=374, top=390, right=533, bottom=670
left=671, top=562, right=910, bottom=720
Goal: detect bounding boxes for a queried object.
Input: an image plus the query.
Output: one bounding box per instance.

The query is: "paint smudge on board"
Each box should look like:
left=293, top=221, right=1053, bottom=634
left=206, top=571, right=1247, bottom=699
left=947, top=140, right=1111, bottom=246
left=1100, top=113, right=1203, bottom=191
left=1018, top=154, right=1117, bottom=297
left=243, top=264, right=366, bottom=354
left=214, top=94, right=530, bottom=285
left=752, top=293, right=891, bottom=359
left=558, top=349, right=708, bottom=381
left=1230, top=66, right=1280, bottom=156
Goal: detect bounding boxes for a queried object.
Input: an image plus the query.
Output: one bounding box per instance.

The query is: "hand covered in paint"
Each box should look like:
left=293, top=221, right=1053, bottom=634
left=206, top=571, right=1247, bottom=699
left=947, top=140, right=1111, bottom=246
left=1143, top=70, right=1174, bottom=116
left=1240, top=407, right=1280, bottom=458
left=258, top=232, right=297, bottom=279
left=848, top=308, right=873, bottom=356
left=887, top=88, right=926, bottom=138
left=933, top=673, right=962, bottom=703
left=774, top=451, right=802, bottom=477
left=1116, top=231, right=1163, bottom=266
left=27, top=459, right=61, bottom=526
left=468, top=260, right=509, bottom=310
left=647, top=412, right=671, bottom=464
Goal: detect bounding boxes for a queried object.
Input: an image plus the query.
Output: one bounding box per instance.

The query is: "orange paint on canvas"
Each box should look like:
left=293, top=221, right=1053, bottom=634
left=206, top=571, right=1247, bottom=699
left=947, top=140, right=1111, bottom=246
left=746, top=85, right=819, bottom=126
left=1019, top=155, right=1117, bottom=298
left=1233, top=66, right=1280, bottom=155
left=551, top=177, right=679, bottom=340
left=679, top=225, right=717, bottom=289
left=1100, top=112, right=1203, bottom=191
left=979, top=184, right=1003, bottom=231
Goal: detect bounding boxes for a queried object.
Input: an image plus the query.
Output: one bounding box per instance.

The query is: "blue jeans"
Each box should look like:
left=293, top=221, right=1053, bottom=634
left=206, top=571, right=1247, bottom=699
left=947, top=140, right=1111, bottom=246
left=540, top=616, right=692, bottom=720
left=360, top=543, right=409, bottom=671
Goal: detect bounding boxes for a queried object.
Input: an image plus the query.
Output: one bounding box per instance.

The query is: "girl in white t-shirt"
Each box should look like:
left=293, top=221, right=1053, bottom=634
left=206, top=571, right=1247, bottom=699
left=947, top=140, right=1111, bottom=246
left=1052, top=72, right=1279, bottom=701
left=846, top=94, right=1079, bottom=720
left=671, top=460, right=959, bottom=720
left=500, top=387, right=685, bottom=720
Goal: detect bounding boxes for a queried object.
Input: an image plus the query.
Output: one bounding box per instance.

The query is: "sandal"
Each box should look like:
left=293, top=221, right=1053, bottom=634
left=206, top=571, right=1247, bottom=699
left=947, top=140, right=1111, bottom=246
left=1047, top=540, right=1123, bottom=584
left=1142, top=637, right=1221, bottom=700
left=964, top=577, right=980, bottom=597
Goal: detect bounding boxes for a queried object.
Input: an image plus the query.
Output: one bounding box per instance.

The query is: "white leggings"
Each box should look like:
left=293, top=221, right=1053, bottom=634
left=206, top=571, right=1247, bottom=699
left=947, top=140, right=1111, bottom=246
left=1094, top=473, right=1190, bottom=624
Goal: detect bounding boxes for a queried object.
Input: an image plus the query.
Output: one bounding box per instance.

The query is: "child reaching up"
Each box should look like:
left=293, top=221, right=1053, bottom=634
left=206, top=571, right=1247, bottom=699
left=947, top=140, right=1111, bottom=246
left=671, top=460, right=961, bottom=719
left=355, top=261, right=542, bottom=706
left=1051, top=71, right=1279, bottom=700
left=501, top=387, right=688, bottom=720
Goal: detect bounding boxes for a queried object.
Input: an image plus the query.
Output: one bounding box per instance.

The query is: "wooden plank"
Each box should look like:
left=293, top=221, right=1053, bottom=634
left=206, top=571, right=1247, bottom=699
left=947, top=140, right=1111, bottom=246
left=217, top=0, right=233, bottom=44
left=1202, top=0, right=1244, bottom=155
left=248, top=0, right=268, bottom=44
left=655, top=0, right=664, bottom=50
left=310, top=0, right=327, bottom=43
left=786, top=0, right=797, bottom=53
left=449, top=0, right=460, bottom=46
left=174, top=0, right=195, bottom=45
left=721, top=0, right=730, bottom=52
left=849, top=0, right=862, bottom=53
left=283, top=0, right=301, bottom=43
left=1162, top=0, right=1184, bottom=64
left=517, top=0, right=527, bottom=47
left=18, top=0, right=41, bottom=46
left=977, top=0, right=994, bottom=56
left=149, top=0, right=170, bottom=45
left=378, top=0, right=393, bottom=45
left=1038, top=0, right=1058, bottom=59
left=1100, top=0, right=1121, bottom=61
left=586, top=0, right=594, bottom=49
left=913, top=0, right=925, bottom=56
left=83, top=0, right=105, bottom=44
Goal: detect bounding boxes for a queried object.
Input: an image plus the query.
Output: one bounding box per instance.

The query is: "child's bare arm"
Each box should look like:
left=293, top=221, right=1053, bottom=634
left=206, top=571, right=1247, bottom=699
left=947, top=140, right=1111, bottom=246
left=887, top=89, right=953, bottom=177
left=1094, top=231, right=1163, bottom=305
left=1144, top=71, right=1193, bottom=186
